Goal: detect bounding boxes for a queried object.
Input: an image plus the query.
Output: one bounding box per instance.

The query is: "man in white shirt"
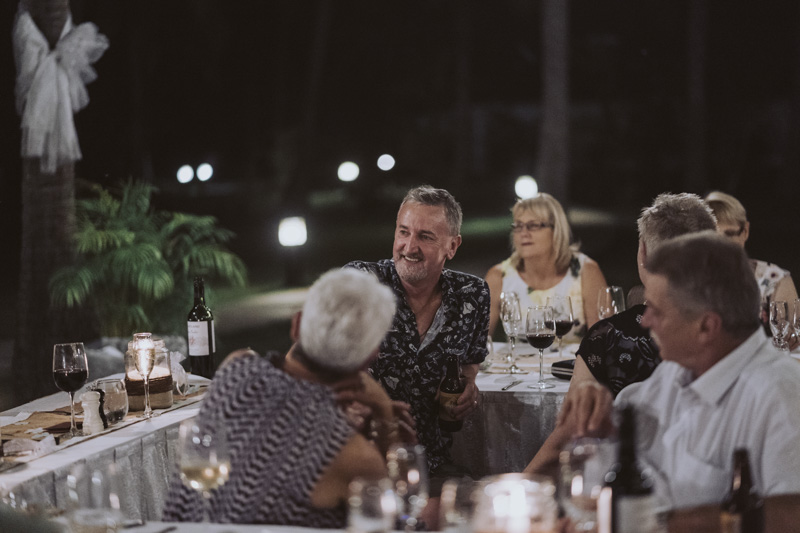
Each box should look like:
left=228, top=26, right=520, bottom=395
left=571, top=231, right=800, bottom=515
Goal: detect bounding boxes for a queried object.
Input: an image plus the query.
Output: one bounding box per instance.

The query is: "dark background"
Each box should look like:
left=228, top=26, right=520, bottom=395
left=1, top=0, right=799, bottom=350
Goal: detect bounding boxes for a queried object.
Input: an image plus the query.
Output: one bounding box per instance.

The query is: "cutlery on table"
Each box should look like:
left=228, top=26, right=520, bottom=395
left=501, top=380, right=524, bottom=391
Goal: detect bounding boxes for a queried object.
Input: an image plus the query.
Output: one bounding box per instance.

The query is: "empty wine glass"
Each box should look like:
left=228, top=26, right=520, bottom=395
left=387, top=443, right=429, bottom=532
left=348, top=477, right=397, bottom=533
left=558, top=438, right=615, bottom=532
left=546, top=296, right=573, bottom=358
left=526, top=306, right=556, bottom=390
left=178, top=419, right=231, bottom=523
left=500, top=292, right=524, bottom=374
left=472, top=474, right=558, bottom=533
left=53, top=342, right=89, bottom=437
left=440, top=477, right=479, bottom=533
left=769, top=301, right=791, bottom=351
left=597, top=286, right=626, bottom=320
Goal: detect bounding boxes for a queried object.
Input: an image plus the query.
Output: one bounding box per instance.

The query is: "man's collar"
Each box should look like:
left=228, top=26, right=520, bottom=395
left=687, top=328, right=768, bottom=405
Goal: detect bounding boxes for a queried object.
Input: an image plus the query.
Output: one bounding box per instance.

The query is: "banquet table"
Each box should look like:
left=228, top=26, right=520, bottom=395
left=450, top=341, right=573, bottom=477
left=0, top=375, right=209, bottom=522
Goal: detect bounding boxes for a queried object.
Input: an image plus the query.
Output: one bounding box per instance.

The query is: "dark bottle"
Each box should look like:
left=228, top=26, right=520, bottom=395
left=438, top=353, right=465, bottom=432
left=720, top=449, right=764, bottom=533
left=187, top=277, right=216, bottom=379
left=598, top=406, right=658, bottom=533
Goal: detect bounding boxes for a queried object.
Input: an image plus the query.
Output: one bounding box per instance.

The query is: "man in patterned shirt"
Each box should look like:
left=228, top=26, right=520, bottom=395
left=346, top=185, right=490, bottom=495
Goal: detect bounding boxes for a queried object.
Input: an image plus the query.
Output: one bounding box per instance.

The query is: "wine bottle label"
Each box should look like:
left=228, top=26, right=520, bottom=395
left=720, top=511, right=742, bottom=533
left=617, top=494, right=659, bottom=533
left=188, top=320, right=214, bottom=356
left=438, top=391, right=461, bottom=421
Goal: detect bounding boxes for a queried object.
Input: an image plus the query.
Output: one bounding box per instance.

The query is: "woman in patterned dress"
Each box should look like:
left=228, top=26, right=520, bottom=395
left=485, top=193, right=607, bottom=343
left=705, top=191, right=798, bottom=337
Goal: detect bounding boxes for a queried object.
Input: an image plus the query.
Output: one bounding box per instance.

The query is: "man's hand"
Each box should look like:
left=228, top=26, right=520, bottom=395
left=558, top=380, right=614, bottom=438
left=391, top=400, right=418, bottom=444
left=334, top=372, right=394, bottom=420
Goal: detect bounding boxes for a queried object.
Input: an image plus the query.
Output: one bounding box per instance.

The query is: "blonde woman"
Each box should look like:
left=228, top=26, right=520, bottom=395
left=485, top=194, right=607, bottom=343
left=705, top=191, right=798, bottom=329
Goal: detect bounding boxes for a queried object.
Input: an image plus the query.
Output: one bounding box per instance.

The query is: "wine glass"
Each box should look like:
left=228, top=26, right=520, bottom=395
left=500, top=292, right=524, bottom=374
left=526, top=306, right=556, bottom=390
left=53, top=342, right=89, bottom=437
left=769, top=301, right=791, bottom=351
left=348, top=477, right=397, bottom=533
left=472, top=474, right=558, bottom=533
left=597, top=286, right=626, bottom=320
left=132, top=332, right=157, bottom=419
left=558, top=438, right=615, bottom=532
left=546, top=296, right=573, bottom=359
left=178, top=419, right=231, bottom=523
left=386, top=443, right=429, bottom=532
left=440, top=477, right=479, bottom=533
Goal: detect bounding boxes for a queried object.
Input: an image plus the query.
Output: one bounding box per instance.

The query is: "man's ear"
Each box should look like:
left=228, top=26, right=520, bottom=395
left=290, top=311, right=302, bottom=342
left=447, top=235, right=462, bottom=260
left=696, top=311, right=723, bottom=345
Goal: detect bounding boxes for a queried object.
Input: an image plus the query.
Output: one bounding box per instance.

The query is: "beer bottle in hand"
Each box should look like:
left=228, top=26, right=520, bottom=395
left=721, top=449, right=764, bottom=533
left=438, top=353, right=465, bottom=432
left=597, top=405, right=658, bottom=533
left=187, top=276, right=216, bottom=379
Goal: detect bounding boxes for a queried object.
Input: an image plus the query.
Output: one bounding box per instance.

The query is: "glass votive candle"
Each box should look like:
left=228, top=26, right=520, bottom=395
left=92, top=378, right=129, bottom=425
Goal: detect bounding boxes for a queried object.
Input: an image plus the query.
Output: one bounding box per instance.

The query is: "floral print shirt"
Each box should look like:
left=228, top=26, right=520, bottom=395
left=576, top=304, right=660, bottom=397
left=345, top=259, right=490, bottom=472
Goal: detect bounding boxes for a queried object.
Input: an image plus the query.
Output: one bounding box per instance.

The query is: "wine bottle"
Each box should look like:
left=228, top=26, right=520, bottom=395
left=187, top=276, right=216, bottom=379
left=720, top=449, right=764, bottom=533
left=438, top=353, right=465, bottom=432
left=597, top=406, right=658, bottom=533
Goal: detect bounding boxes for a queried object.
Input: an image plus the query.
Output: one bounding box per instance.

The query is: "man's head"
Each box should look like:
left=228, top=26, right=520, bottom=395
left=636, top=193, right=717, bottom=285
left=393, top=186, right=462, bottom=286
left=299, top=269, right=396, bottom=374
left=641, top=231, right=761, bottom=375
left=704, top=190, right=749, bottom=248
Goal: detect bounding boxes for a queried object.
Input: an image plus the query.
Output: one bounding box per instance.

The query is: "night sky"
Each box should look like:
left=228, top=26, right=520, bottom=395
left=2, top=0, right=800, bottom=284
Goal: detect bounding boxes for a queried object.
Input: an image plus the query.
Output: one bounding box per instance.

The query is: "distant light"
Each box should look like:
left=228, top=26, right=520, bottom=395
left=377, top=154, right=396, bottom=171
left=197, top=163, right=214, bottom=181
left=177, top=165, right=194, bottom=184
left=515, top=175, right=538, bottom=199
left=338, top=161, right=360, bottom=182
left=278, top=217, right=307, bottom=247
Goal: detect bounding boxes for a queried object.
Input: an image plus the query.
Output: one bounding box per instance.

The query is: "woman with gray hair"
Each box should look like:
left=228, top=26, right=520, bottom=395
left=162, top=269, right=401, bottom=527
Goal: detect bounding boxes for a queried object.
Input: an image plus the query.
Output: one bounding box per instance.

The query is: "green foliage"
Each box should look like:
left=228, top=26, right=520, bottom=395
left=49, top=179, right=247, bottom=337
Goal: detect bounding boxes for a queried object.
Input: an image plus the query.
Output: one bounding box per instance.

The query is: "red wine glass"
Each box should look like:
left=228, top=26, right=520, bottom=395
left=526, top=306, right=556, bottom=390
left=547, top=296, right=573, bottom=359
left=53, top=342, right=89, bottom=437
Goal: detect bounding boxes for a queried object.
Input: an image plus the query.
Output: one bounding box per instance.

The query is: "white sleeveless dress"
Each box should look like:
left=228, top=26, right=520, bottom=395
left=500, top=253, right=590, bottom=344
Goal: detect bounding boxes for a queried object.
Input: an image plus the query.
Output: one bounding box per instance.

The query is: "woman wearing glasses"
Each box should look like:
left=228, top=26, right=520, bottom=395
left=485, top=193, right=607, bottom=342
left=705, top=190, right=798, bottom=332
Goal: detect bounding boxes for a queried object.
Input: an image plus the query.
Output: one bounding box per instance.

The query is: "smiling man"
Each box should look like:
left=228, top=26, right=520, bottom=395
left=345, top=185, right=490, bottom=501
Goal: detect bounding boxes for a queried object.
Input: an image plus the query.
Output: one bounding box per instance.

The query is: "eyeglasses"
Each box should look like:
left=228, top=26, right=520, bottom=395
left=511, top=221, right=554, bottom=233
left=722, top=226, right=745, bottom=238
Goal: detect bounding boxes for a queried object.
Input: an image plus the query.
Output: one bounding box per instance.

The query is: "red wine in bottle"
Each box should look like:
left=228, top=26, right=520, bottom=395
left=187, top=277, right=215, bottom=379
left=438, top=353, right=465, bottom=432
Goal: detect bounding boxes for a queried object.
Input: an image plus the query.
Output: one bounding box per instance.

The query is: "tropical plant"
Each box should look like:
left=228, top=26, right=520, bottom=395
left=49, top=179, right=247, bottom=337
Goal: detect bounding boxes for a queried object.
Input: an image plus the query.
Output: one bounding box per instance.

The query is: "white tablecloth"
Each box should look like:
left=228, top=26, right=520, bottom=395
left=0, top=376, right=207, bottom=521
left=450, top=342, right=572, bottom=477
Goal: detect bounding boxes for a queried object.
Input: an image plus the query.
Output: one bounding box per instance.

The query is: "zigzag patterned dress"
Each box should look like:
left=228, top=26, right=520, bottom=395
left=162, top=354, right=353, bottom=527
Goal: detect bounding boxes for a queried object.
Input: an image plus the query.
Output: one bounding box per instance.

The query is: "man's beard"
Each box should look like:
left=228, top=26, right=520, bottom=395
left=396, top=255, right=427, bottom=283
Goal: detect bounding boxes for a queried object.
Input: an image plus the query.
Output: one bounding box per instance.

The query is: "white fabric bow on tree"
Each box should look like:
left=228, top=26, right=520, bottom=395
left=12, top=6, right=109, bottom=174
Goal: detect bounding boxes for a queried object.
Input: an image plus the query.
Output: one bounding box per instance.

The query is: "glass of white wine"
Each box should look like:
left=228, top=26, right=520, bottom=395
left=132, top=333, right=157, bottom=419
left=178, top=419, right=231, bottom=523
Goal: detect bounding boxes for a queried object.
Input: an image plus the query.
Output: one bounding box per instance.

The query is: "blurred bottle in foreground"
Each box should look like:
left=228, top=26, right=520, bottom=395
left=720, top=448, right=764, bottom=533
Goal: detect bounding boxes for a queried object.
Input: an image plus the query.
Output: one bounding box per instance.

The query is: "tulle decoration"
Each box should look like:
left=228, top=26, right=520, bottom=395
left=12, top=6, right=109, bottom=174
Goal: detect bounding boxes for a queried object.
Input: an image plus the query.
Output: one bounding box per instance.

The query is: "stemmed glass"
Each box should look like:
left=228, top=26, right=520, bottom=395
left=500, top=292, right=524, bottom=374
left=178, top=419, right=231, bottom=523
left=132, top=333, right=157, bottom=419
left=546, top=296, right=573, bottom=358
left=558, top=438, right=614, bottom=532
left=526, top=306, right=556, bottom=390
left=53, top=343, right=89, bottom=437
left=597, top=286, right=626, bottom=320
left=769, top=301, right=791, bottom=351
left=387, top=443, right=429, bottom=532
